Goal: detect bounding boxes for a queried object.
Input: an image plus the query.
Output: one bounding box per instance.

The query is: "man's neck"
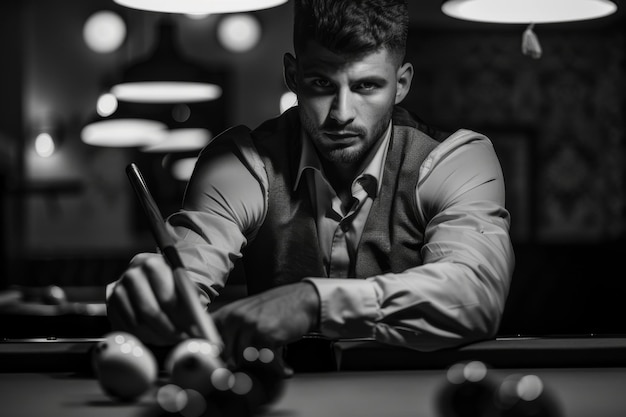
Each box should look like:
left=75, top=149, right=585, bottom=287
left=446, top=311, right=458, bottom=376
left=320, top=158, right=359, bottom=207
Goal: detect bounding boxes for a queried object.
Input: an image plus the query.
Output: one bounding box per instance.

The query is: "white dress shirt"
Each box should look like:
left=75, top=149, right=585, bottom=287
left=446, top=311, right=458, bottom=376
left=165, top=123, right=514, bottom=351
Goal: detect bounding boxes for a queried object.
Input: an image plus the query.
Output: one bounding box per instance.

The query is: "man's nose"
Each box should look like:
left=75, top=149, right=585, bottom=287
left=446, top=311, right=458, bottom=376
left=329, top=88, right=356, bottom=125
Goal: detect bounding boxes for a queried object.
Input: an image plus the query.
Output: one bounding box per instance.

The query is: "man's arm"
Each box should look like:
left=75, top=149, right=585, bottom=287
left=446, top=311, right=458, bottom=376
left=166, top=140, right=267, bottom=305
left=106, top=132, right=268, bottom=346
left=171, top=137, right=323, bottom=361
left=304, top=132, right=514, bottom=351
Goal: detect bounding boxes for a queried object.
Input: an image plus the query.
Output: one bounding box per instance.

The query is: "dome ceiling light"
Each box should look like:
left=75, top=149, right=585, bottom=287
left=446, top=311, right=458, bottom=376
left=113, top=0, right=288, bottom=15
left=442, top=0, right=617, bottom=59
left=111, top=20, right=222, bottom=103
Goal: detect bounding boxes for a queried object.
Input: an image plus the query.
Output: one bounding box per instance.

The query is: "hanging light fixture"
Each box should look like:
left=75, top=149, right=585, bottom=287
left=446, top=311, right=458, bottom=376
left=442, top=0, right=617, bottom=58
left=111, top=19, right=222, bottom=103
left=113, top=0, right=288, bottom=15
left=441, top=0, right=617, bottom=24
left=81, top=101, right=167, bottom=147
left=81, top=118, right=167, bottom=147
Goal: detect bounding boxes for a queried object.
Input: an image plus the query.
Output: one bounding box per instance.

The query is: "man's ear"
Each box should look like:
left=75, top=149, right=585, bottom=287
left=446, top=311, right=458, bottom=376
left=395, top=62, right=414, bottom=104
left=283, top=53, right=298, bottom=93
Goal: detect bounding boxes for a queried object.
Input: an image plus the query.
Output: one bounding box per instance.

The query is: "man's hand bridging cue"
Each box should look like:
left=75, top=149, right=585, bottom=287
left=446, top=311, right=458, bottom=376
left=212, top=282, right=320, bottom=364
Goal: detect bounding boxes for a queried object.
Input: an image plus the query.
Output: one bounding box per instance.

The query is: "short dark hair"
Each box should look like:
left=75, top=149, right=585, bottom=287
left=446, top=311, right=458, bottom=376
left=293, top=0, right=409, bottom=64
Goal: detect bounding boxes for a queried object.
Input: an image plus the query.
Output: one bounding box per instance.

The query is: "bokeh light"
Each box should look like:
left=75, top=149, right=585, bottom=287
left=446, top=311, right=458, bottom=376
left=157, top=384, right=187, bottom=413
left=34, top=132, right=55, bottom=158
left=96, top=93, right=118, bottom=117
left=171, top=157, right=198, bottom=181
left=81, top=119, right=167, bottom=147
left=210, top=367, right=235, bottom=391
left=217, top=14, right=262, bottom=52
left=83, top=11, right=126, bottom=53
left=112, top=82, right=222, bottom=103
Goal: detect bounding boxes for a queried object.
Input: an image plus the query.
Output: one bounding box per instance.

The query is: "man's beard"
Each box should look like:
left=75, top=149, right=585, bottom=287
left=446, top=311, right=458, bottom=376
left=300, top=110, right=392, bottom=165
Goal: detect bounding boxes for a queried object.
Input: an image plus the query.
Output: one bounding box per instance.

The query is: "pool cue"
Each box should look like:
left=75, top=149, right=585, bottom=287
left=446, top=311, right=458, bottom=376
left=125, top=162, right=224, bottom=352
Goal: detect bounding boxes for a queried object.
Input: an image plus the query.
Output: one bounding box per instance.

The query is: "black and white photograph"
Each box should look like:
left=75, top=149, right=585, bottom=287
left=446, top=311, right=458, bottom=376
left=1, top=1, right=625, bottom=416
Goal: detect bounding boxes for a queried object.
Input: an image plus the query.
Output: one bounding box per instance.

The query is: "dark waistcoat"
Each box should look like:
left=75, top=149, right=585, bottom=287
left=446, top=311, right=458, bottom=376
left=235, top=107, right=441, bottom=295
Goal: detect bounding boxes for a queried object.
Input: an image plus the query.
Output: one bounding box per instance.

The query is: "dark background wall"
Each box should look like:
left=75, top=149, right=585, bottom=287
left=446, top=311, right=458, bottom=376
left=403, top=21, right=626, bottom=335
left=0, top=1, right=624, bottom=336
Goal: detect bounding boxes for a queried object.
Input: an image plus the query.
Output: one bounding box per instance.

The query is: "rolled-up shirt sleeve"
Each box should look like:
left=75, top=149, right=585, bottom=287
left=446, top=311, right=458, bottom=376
left=305, top=131, right=515, bottom=351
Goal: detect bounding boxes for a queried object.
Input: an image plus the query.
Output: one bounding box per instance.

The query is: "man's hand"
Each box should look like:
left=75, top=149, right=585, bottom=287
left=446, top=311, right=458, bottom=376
left=212, top=282, right=320, bottom=363
left=106, top=253, right=197, bottom=346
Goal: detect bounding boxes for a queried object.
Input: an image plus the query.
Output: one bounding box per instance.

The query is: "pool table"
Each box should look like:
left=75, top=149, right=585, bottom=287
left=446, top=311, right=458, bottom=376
left=1, top=336, right=625, bottom=417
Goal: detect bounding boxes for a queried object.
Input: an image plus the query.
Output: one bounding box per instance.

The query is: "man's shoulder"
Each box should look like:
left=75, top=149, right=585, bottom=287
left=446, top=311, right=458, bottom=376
left=251, top=107, right=301, bottom=141
left=203, top=107, right=300, bottom=150
left=392, top=106, right=450, bottom=143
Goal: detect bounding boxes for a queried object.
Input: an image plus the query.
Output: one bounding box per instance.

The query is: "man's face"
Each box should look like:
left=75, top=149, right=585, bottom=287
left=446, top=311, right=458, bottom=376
left=287, top=41, right=412, bottom=166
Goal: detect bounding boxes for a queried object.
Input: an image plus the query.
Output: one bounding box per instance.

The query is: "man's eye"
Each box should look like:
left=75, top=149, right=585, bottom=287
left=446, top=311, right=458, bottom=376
left=357, top=82, right=378, bottom=91
left=312, top=79, right=332, bottom=88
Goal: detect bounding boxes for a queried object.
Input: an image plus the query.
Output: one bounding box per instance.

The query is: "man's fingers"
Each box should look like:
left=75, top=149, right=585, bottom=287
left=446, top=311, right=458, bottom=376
left=107, top=253, right=211, bottom=346
left=141, top=256, right=177, bottom=312
left=213, top=298, right=274, bottom=364
left=106, top=281, right=138, bottom=330
left=107, top=282, right=170, bottom=344
left=140, top=256, right=207, bottom=339
left=122, top=266, right=181, bottom=341
left=128, top=252, right=160, bottom=268
left=211, top=307, right=236, bottom=364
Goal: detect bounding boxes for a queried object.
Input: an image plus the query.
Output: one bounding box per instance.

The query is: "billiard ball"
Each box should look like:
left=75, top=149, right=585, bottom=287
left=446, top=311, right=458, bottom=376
left=92, top=331, right=158, bottom=402
left=156, top=383, right=212, bottom=417
left=165, top=338, right=225, bottom=396
left=437, top=360, right=498, bottom=417
left=41, top=285, right=67, bottom=305
left=190, top=346, right=287, bottom=417
left=494, top=374, right=562, bottom=417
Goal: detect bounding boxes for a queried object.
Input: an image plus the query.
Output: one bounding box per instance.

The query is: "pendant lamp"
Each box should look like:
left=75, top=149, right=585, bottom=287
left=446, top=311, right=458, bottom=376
left=441, top=0, right=618, bottom=58
left=442, top=0, right=617, bottom=24
left=81, top=101, right=167, bottom=147
left=111, top=20, right=222, bottom=103
left=113, top=0, right=288, bottom=15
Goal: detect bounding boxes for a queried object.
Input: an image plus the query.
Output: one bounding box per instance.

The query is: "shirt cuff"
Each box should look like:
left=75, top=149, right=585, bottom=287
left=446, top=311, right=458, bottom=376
left=302, top=278, right=378, bottom=340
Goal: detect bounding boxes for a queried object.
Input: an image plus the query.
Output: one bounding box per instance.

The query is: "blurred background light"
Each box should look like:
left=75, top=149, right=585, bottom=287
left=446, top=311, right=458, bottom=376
left=34, top=132, right=56, bottom=158
left=142, top=128, right=211, bottom=153
left=442, top=0, right=617, bottom=24
left=171, top=104, right=191, bottom=123
left=81, top=118, right=167, bottom=147
left=112, top=82, right=221, bottom=103
left=83, top=10, right=127, bottom=53
left=217, top=14, right=262, bottom=53
left=113, top=0, right=288, bottom=15
left=170, top=157, right=198, bottom=181
left=96, top=93, right=119, bottom=117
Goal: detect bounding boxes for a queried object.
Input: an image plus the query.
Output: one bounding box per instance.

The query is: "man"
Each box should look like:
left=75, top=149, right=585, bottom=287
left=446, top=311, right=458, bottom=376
left=107, top=0, right=514, bottom=364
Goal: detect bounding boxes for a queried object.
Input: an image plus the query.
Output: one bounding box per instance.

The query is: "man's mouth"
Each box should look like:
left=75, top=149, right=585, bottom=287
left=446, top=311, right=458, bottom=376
left=323, top=131, right=361, bottom=141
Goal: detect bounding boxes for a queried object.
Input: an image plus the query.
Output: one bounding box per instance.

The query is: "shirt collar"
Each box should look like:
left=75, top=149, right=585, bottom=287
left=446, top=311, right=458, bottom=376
left=294, top=122, right=392, bottom=196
